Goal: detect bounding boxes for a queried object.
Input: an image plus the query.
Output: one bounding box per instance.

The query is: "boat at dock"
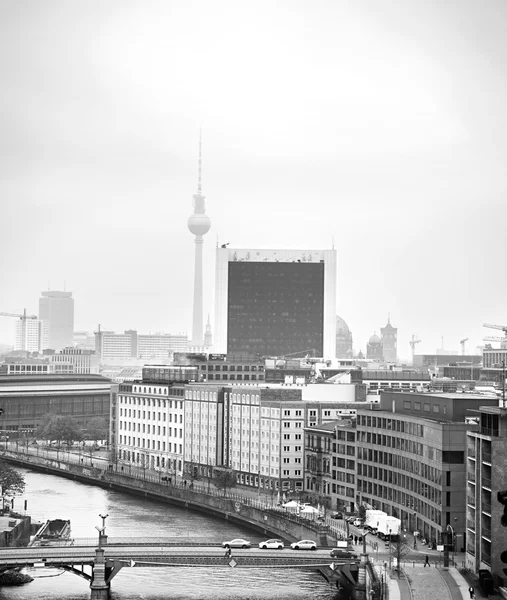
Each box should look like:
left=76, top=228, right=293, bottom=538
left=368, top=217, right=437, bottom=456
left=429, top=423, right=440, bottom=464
left=29, top=519, right=71, bottom=546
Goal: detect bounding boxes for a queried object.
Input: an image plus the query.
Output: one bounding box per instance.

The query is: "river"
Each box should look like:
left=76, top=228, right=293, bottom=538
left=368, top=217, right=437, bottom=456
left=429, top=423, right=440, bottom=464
left=0, top=469, right=341, bottom=600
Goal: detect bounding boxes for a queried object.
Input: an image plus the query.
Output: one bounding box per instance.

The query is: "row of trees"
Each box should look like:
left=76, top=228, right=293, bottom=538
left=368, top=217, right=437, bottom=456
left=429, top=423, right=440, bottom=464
left=34, top=415, right=108, bottom=448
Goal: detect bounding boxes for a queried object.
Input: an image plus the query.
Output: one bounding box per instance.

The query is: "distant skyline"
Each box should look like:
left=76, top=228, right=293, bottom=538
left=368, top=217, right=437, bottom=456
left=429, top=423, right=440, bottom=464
left=1, top=1, right=506, bottom=359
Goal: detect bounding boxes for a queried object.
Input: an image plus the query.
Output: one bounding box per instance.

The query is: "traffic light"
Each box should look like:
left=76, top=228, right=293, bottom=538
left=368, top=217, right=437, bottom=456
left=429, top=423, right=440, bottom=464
left=498, top=490, right=507, bottom=526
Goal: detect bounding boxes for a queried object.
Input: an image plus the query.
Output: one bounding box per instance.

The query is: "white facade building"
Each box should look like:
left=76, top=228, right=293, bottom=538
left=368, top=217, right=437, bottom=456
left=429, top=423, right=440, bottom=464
left=49, top=347, right=100, bottom=374
left=15, top=319, right=48, bottom=353
left=39, top=290, right=74, bottom=351
left=138, top=333, right=188, bottom=360
left=116, top=381, right=186, bottom=476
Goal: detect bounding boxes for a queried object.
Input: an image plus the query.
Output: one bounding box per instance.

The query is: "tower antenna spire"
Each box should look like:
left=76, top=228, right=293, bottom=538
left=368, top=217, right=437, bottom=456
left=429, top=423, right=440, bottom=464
left=197, top=127, right=202, bottom=195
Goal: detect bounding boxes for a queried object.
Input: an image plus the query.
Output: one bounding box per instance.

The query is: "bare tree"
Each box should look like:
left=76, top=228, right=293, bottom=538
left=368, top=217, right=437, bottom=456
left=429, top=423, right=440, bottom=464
left=212, top=468, right=237, bottom=496
left=390, top=538, right=411, bottom=576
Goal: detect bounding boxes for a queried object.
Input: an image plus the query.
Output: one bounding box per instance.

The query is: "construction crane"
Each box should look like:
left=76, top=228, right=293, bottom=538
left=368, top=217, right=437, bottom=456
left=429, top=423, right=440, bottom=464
left=483, top=323, right=507, bottom=337
left=409, top=335, right=421, bottom=363
left=0, top=309, right=37, bottom=320
left=460, top=338, right=469, bottom=355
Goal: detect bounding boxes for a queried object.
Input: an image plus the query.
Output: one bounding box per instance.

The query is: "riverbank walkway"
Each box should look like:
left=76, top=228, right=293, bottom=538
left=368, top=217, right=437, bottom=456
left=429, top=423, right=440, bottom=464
left=2, top=443, right=494, bottom=599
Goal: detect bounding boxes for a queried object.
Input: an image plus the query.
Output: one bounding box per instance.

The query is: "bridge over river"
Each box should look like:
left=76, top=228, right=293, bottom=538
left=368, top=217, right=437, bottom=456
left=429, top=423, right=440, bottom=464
left=0, top=449, right=368, bottom=599
left=0, top=539, right=358, bottom=600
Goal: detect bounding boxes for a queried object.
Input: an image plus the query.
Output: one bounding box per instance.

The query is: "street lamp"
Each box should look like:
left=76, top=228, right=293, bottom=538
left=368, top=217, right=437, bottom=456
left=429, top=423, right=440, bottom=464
left=388, top=528, right=392, bottom=571
left=444, top=523, right=455, bottom=568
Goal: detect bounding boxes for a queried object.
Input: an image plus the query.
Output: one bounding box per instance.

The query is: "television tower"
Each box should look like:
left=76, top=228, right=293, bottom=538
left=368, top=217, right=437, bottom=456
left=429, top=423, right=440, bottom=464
left=187, top=131, right=211, bottom=344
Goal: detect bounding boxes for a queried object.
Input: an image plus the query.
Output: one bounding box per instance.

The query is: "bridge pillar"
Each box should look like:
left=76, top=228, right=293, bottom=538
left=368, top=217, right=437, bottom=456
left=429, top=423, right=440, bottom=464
left=90, top=548, right=110, bottom=600
left=355, top=552, right=368, bottom=600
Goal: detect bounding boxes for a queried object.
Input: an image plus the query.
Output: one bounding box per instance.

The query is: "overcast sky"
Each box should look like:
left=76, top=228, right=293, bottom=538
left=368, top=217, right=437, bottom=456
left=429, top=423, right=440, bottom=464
left=1, top=0, right=506, bottom=360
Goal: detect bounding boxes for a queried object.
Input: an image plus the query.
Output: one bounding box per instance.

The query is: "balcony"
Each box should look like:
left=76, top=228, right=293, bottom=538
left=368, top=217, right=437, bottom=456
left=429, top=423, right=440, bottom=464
left=467, top=495, right=476, bottom=507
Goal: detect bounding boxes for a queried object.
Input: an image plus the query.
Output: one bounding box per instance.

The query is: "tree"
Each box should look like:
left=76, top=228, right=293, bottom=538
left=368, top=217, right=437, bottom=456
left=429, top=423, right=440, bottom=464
left=0, top=460, right=26, bottom=507
left=36, top=415, right=83, bottom=447
left=83, top=417, right=108, bottom=447
left=212, top=468, right=237, bottom=496
left=390, top=538, right=411, bottom=575
left=185, top=461, right=201, bottom=483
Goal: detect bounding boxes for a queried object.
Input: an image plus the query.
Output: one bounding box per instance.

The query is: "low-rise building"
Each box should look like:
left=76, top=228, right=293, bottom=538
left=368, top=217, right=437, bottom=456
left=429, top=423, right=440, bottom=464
left=0, top=374, right=112, bottom=437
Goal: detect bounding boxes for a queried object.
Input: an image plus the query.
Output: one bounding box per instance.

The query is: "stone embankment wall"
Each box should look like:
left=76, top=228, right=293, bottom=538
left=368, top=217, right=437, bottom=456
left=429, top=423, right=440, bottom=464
left=2, top=451, right=336, bottom=545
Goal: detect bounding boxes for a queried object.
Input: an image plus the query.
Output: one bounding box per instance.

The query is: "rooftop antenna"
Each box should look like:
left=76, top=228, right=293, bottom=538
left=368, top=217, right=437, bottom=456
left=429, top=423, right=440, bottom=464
left=197, top=127, right=202, bottom=195
left=331, top=235, right=335, bottom=250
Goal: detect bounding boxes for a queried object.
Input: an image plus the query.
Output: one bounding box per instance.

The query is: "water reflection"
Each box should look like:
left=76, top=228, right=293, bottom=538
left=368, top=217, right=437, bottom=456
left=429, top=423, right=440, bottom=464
left=2, top=469, right=341, bottom=600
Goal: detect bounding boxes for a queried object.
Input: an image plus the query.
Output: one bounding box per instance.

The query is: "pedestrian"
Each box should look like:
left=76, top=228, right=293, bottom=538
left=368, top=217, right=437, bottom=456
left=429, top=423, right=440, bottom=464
left=354, top=535, right=358, bottom=544
left=225, top=547, right=232, bottom=558
left=184, top=480, right=187, bottom=488
left=468, top=586, right=475, bottom=599
left=424, top=555, right=430, bottom=567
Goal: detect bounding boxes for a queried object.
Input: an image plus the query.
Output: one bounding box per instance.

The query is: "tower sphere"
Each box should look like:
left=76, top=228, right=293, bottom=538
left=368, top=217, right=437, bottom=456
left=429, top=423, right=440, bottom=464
left=188, top=213, right=211, bottom=236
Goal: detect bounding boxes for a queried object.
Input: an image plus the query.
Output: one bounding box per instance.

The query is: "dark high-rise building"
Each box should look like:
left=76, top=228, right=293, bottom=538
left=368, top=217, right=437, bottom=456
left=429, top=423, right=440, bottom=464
left=214, top=248, right=337, bottom=358
left=39, top=290, right=74, bottom=351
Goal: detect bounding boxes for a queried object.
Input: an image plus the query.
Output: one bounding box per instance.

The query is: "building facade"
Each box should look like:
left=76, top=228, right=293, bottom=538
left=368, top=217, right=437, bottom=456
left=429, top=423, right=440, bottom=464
left=305, top=420, right=357, bottom=512
left=15, top=319, right=48, bottom=353
left=48, top=347, right=100, bottom=374
left=466, top=403, right=507, bottom=585
left=115, top=365, right=198, bottom=475
left=483, top=347, right=507, bottom=369
left=214, top=248, right=337, bottom=358
left=39, top=291, right=74, bottom=351
left=0, top=374, right=111, bottom=437
left=355, top=391, right=498, bottom=549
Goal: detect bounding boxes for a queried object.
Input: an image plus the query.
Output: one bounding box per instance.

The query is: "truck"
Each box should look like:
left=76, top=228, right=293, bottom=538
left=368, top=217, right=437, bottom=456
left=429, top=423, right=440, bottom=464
left=376, top=515, right=401, bottom=541
left=364, top=510, right=387, bottom=533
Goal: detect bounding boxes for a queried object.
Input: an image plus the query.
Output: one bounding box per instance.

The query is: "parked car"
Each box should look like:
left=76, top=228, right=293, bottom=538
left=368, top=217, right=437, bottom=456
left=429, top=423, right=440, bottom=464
left=330, top=512, right=343, bottom=519
left=222, top=539, right=251, bottom=549
left=290, top=539, right=317, bottom=550
left=258, top=539, right=284, bottom=549
left=353, top=519, right=364, bottom=527
left=330, top=548, right=358, bottom=559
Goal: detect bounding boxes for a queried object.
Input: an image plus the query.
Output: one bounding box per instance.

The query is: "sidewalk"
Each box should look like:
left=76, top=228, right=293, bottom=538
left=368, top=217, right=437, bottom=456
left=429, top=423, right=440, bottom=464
left=385, top=563, right=484, bottom=600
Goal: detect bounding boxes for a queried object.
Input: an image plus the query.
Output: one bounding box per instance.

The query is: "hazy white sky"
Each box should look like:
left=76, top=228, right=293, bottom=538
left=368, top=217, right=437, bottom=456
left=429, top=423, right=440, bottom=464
left=1, top=0, right=506, bottom=359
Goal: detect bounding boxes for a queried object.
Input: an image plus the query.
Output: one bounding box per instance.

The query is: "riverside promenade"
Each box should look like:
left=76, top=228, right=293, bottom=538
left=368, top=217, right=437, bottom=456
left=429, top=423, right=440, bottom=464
left=1, top=443, right=491, bottom=599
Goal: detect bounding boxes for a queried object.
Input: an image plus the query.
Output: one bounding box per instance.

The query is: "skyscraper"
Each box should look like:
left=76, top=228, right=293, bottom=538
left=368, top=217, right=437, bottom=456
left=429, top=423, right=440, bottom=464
left=39, top=290, right=74, bottom=351
left=214, top=248, right=337, bottom=358
left=187, top=133, right=211, bottom=345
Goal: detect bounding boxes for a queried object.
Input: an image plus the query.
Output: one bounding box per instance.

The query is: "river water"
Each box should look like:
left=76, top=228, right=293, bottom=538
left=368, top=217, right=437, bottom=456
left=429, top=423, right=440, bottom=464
left=0, top=469, right=341, bottom=600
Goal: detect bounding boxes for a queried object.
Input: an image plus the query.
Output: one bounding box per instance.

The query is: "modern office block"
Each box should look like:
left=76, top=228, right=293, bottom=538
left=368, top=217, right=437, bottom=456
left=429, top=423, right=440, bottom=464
left=214, top=248, right=337, bottom=358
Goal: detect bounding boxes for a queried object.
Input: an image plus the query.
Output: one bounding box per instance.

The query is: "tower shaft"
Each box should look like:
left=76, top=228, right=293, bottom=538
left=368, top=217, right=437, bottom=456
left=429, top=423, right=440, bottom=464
left=192, top=235, right=205, bottom=344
